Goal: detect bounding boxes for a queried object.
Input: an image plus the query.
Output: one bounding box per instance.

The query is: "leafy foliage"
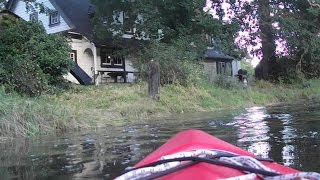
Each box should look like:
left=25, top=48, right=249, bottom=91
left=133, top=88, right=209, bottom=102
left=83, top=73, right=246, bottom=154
left=215, top=0, right=320, bottom=81
left=90, top=0, right=240, bottom=85
left=134, top=37, right=206, bottom=86
left=0, top=21, right=73, bottom=96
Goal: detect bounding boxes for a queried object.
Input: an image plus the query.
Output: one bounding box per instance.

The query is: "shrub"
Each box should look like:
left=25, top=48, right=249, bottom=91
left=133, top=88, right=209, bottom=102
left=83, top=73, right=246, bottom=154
left=213, top=75, right=243, bottom=89
left=0, top=21, right=73, bottom=96
left=134, top=38, right=206, bottom=86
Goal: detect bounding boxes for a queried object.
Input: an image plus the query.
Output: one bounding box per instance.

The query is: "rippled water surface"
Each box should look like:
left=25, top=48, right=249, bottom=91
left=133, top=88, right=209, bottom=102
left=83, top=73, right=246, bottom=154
left=0, top=103, right=319, bottom=179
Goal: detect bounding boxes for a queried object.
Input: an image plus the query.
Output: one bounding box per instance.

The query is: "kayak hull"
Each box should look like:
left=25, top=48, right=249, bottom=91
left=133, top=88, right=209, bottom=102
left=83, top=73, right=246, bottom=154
left=135, top=129, right=298, bottom=179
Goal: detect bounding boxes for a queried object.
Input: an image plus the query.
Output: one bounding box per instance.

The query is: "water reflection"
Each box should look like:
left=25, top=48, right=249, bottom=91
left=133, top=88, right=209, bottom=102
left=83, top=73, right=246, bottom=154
left=233, top=106, right=271, bottom=158
left=232, top=106, right=299, bottom=166
left=280, top=115, right=297, bottom=167
left=0, top=103, right=319, bottom=179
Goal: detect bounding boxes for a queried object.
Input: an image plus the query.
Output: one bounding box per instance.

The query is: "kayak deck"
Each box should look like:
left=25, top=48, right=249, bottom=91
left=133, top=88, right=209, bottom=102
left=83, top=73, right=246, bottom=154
left=134, top=129, right=298, bottom=179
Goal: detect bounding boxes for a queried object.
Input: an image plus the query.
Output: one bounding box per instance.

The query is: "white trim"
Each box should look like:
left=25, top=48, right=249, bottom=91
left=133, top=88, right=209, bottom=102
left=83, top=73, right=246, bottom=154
left=91, top=43, right=98, bottom=85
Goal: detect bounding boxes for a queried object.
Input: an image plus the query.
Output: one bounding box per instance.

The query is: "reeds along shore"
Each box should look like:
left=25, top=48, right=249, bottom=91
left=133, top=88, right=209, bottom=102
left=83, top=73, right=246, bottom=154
left=1, top=79, right=320, bottom=137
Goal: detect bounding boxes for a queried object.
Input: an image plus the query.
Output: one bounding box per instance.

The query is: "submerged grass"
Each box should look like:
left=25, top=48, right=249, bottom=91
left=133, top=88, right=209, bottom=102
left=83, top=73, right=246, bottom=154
left=1, top=79, right=320, bottom=137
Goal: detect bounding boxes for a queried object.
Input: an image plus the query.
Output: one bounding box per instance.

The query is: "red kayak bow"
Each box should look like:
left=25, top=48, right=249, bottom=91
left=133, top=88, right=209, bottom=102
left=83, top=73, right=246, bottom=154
left=116, top=130, right=319, bottom=180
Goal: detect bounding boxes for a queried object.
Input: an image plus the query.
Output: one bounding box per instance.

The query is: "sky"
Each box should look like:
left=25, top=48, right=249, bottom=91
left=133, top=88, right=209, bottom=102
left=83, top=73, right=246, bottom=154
left=204, top=0, right=287, bottom=67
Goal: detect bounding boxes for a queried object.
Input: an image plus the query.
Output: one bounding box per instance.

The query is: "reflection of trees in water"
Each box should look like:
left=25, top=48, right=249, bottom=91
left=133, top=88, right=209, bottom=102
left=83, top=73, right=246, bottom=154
left=1, top=103, right=319, bottom=179
left=280, top=104, right=320, bottom=171
left=0, top=137, right=70, bottom=179
left=0, top=125, right=164, bottom=179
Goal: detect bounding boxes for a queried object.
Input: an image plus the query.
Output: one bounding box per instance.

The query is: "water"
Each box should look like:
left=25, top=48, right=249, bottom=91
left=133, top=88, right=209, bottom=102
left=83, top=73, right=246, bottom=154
left=0, top=102, right=319, bottom=179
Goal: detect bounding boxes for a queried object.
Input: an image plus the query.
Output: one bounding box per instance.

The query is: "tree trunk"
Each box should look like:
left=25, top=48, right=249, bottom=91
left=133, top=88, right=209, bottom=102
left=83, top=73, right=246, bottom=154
left=148, top=60, right=160, bottom=100
left=255, top=0, right=276, bottom=80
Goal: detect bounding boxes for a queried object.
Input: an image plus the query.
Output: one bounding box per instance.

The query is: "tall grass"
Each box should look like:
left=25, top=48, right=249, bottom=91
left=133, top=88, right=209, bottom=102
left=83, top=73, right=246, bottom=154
left=0, top=87, right=78, bottom=136
left=1, top=79, right=320, bottom=137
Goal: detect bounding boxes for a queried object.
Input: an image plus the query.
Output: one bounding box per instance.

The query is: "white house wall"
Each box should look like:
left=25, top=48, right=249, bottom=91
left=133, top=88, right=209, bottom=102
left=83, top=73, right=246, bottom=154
left=12, top=1, right=138, bottom=84
left=12, top=0, right=71, bottom=34
left=64, top=37, right=95, bottom=84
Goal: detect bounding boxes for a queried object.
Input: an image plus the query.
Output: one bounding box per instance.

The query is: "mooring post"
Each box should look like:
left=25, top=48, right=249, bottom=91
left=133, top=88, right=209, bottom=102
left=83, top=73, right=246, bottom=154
left=148, top=60, right=160, bottom=100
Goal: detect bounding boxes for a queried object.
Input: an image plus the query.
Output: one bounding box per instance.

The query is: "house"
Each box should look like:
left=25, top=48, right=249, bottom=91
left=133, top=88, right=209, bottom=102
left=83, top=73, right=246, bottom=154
left=203, top=48, right=241, bottom=81
left=6, top=0, right=138, bottom=85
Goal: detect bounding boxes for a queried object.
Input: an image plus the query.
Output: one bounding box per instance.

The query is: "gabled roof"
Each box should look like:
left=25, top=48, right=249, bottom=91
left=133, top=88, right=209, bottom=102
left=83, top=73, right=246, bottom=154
left=5, top=0, right=17, bottom=10
left=53, top=0, right=93, bottom=38
left=5, top=0, right=143, bottom=48
left=204, top=48, right=234, bottom=60
left=6, top=0, right=93, bottom=38
left=0, top=9, right=21, bottom=19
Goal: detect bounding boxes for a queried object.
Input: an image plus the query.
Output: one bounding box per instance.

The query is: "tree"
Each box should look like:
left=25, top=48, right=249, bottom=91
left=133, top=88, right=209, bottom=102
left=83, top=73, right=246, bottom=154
left=213, top=0, right=320, bottom=81
left=0, top=21, right=73, bottom=96
left=91, top=0, right=238, bottom=46
left=90, top=0, right=241, bottom=85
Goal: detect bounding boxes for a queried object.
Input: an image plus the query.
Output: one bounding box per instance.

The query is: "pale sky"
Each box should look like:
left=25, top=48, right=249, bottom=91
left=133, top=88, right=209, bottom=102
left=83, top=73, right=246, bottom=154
left=204, top=0, right=287, bottom=67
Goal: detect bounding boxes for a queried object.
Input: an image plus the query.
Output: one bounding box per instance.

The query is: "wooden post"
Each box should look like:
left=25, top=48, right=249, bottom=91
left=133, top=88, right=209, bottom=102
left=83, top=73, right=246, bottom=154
left=148, top=60, right=160, bottom=100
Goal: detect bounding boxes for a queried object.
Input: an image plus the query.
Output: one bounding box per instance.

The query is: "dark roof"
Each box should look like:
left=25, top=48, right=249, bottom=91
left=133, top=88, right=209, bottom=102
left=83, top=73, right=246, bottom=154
left=204, top=48, right=234, bottom=60
left=53, top=0, right=93, bottom=38
left=0, top=9, right=21, bottom=19
left=5, top=0, right=140, bottom=48
left=6, top=0, right=93, bottom=38
left=5, top=0, right=16, bottom=10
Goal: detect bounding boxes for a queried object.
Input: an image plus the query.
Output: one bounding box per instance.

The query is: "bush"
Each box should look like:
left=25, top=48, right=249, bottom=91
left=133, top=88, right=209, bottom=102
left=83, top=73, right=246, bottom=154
left=134, top=38, right=206, bottom=86
left=0, top=21, right=73, bottom=96
left=213, top=75, right=244, bottom=89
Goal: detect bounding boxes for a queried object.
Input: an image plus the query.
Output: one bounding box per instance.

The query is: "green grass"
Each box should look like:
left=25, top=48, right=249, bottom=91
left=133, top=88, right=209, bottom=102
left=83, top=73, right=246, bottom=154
left=1, top=79, right=320, bottom=137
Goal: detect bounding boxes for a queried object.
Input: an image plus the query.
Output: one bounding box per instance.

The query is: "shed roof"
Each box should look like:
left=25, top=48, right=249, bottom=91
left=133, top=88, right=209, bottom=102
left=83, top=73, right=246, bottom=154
left=204, top=48, right=234, bottom=60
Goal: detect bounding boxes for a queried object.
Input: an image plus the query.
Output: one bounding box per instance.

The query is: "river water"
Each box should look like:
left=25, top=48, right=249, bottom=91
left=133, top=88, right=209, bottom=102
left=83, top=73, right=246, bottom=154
left=0, top=102, right=319, bottom=179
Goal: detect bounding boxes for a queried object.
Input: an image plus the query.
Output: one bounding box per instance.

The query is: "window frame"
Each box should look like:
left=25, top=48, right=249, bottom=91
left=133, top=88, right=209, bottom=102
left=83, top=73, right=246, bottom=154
left=216, top=60, right=232, bottom=76
left=49, top=11, right=60, bottom=26
left=123, top=12, right=134, bottom=34
left=100, top=49, right=112, bottom=66
left=70, top=50, right=77, bottom=64
left=100, top=48, right=124, bottom=68
left=29, top=12, right=38, bottom=22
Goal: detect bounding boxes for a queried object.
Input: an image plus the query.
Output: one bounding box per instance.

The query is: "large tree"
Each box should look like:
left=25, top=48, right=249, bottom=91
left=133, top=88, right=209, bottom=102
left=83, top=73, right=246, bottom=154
left=90, top=0, right=241, bottom=85
left=90, top=0, right=240, bottom=53
left=220, top=0, right=320, bottom=81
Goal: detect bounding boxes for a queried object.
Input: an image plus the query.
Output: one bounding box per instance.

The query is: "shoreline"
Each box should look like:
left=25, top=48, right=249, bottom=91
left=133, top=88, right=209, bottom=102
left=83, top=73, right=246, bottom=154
left=1, top=79, right=320, bottom=137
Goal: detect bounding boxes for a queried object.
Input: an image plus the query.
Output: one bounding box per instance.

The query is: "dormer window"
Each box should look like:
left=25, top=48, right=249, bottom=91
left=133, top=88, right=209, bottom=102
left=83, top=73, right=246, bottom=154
left=123, top=12, right=134, bottom=34
left=49, top=11, right=60, bottom=25
left=29, top=12, right=38, bottom=22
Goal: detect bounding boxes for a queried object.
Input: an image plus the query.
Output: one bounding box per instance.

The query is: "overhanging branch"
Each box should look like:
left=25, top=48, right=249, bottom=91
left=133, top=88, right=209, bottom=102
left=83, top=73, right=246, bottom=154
left=308, top=0, right=320, bottom=8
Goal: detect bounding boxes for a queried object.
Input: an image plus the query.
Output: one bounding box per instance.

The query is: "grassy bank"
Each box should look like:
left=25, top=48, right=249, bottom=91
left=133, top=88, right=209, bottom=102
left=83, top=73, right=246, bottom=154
left=1, top=79, right=320, bottom=137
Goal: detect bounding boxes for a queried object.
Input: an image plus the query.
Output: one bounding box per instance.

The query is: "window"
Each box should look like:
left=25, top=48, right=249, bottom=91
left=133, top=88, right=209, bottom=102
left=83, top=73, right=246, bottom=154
left=49, top=11, right=60, bottom=25
left=123, top=12, right=134, bottom=34
left=100, top=49, right=124, bottom=67
left=105, top=55, right=112, bottom=64
left=70, top=50, right=77, bottom=64
left=217, top=61, right=232, bottom=76
left=217, top=62, right=226, bottom=75
left=101, top=49, right=112, bottom=65
left=29, top=12, right=38, bottom=22
left=113, top=56, right=122, bottom=65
